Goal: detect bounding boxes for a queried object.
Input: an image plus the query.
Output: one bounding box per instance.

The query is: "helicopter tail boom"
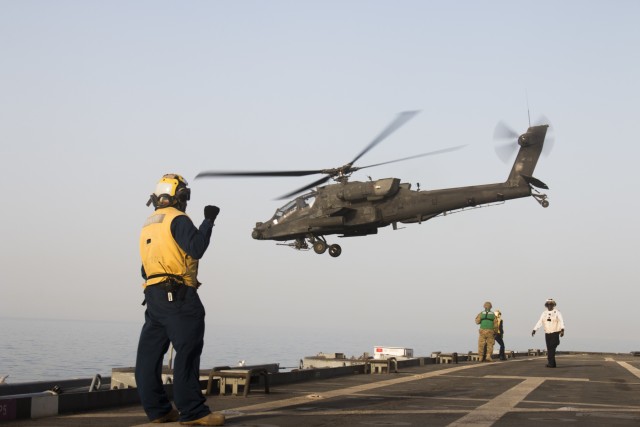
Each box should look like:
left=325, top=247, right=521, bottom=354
left=505, top=124, right=548, bottom=188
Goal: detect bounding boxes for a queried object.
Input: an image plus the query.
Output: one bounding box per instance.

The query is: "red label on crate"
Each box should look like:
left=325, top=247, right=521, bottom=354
left=375, top=348, right=382, bottom=352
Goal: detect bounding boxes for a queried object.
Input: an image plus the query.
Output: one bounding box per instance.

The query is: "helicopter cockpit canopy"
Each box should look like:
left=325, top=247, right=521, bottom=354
left=272, top=192, right=316, bottom=223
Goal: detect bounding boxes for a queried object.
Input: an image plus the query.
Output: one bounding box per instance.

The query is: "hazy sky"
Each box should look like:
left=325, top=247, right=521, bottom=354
left=1, top=1, right=638, bottom=354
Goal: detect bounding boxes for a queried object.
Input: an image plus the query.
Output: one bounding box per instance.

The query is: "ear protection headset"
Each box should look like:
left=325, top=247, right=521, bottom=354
left=146, top=174, right=190, bottom=208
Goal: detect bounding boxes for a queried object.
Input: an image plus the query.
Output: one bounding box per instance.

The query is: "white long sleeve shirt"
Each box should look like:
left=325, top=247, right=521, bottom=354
left=533, top=309, right=565, bottom=334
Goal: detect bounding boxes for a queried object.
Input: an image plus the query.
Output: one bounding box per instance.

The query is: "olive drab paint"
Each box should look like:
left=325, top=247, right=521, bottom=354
left=197, top=114, right=551, bottom=257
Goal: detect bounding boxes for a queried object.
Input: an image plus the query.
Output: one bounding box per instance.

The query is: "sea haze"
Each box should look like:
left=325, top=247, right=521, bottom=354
left=1, top=317, right=635, bottom=384
left=0, top=317, right=433, bottom=383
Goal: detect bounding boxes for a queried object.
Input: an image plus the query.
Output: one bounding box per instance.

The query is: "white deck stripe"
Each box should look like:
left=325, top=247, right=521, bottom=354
left=229, top=362, right=502, bottom=413
left=253, top=407, right=640, bottom=417
left=618, top=361, right=640, bottom=380
left=447, top=377, right=545, bottom=427
left=484, top=374, right=588, bottom=382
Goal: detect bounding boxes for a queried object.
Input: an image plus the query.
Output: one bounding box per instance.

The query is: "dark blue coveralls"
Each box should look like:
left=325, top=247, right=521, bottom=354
left=494, top=320, right=506, bottom=360
left=135, top=215, right=213, bottom=422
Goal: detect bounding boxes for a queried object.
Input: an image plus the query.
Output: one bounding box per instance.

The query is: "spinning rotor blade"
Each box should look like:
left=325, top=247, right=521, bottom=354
left=276, top=175, right=332, bottom=200
left=534, top=115, right=555, bottom=157
left=493, top=121, right=519, bottom=163
left=197, top=111, right=426, bottom=200
left=492, top=115, right=555, bottom=163
left=493, top=121, right=519, bottom=140
left=349, top=110, right=420, bottom=165
left=494, top=142, right=519, bottom=163
left=196, top=169, right=324, bottom=179
left=358, top=144, right=467, bottom=170
left=543, top=133, right=555, bottom=157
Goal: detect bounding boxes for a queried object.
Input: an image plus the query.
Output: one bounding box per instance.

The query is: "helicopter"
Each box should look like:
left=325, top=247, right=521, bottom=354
left=196, top=111, right=551, bottom=257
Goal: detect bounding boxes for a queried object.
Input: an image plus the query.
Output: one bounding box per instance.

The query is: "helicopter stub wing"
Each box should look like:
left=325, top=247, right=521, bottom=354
left=324, top=207, right=354, bottom=217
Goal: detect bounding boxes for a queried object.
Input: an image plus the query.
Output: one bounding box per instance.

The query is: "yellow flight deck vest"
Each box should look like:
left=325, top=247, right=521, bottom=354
left=140, top=207, right=199, bottom=288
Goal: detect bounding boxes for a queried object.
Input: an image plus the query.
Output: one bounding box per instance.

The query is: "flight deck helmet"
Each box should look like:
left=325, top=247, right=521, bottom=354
left=147, top=174, right=191, bottom=210
left=545, top=298, right=557, bottom=310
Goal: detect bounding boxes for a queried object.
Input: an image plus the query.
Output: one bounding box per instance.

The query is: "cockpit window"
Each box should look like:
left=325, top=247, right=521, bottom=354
left=272, top=191, right=316, bottom=220
left=301, top=192, right=316, bottom=208
left=275, top=200, right=297, bottom=218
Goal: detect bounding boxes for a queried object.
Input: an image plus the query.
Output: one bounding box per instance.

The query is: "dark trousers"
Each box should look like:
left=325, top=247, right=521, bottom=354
left=494, top=334, right=505, bottom=359
left=135, top=285, right=210, bottom=422
left=545, top=332, right=561, bottom=367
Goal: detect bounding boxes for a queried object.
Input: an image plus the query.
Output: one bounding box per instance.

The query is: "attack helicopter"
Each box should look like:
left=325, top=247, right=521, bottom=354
left=196, top=111, right=551, bottom=257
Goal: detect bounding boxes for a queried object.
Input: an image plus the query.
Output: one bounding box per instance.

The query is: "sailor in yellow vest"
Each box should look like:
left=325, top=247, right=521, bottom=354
left=475, top=301, right=498, bottom=362
left=493, top=310, right=506, bottom=360
left=135, top=174, right=224, bottom=426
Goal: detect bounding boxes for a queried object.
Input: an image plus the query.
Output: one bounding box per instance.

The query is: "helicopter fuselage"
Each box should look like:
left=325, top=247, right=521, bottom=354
left=250, top=124, right=549, bottom=256
left=251, top=179, right=533, bottom=241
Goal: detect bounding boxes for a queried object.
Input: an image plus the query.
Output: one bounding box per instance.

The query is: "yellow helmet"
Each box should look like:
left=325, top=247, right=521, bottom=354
left=147, top=174, right=191, bottom=209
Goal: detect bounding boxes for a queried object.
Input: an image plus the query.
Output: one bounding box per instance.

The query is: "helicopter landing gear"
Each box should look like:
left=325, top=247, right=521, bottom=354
left=313, top=241, right=327, bottom=254
left=307, top=235, right=341, bottom=257
left=532, top=189, right=550, bottom=208
left=328, top=244, right=342, bottom=258
left=309, top=235, right=328, bottom=254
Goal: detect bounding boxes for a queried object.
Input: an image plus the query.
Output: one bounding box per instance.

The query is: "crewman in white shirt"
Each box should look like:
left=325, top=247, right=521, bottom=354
left=532, top=298, right=565, bottom=368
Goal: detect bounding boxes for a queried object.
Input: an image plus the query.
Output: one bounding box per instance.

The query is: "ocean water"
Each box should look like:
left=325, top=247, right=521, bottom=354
left=0, top=317, right=435, bottom=384
left=3, top=317, right=631, bottom=384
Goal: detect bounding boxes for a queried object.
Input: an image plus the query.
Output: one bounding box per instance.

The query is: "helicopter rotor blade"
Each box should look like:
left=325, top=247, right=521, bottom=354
left=493, top=120, right=520, bottom=163
left=357, top=144, right=467, bottom=170
left=543, top=134, right=555, bottom=157
left=493, top=121, right=519, bottom=140
left=276, top=175, right=332, bottom=200
left=533, top=114, right=550, bottom=127
left=533, top=115, right=555, bottom=157
left=494, top=142, right=519, bottom=163
left=195, top=169, right=324, bottom=179
left=349, top=110, right=420, bottom=166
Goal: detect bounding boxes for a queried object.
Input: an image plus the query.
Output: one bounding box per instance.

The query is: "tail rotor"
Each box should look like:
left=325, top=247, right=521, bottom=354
left=493, top=121, right=520, bottom=163
left=493, top=116, right=555, bottom=163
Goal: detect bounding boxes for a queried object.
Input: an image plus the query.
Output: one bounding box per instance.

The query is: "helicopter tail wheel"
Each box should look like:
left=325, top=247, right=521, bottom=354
left=532, top=191, right=549, bottom=208
left=328, top=244, right=342, bottom=258
left=313, top=241, right=327, bottom=254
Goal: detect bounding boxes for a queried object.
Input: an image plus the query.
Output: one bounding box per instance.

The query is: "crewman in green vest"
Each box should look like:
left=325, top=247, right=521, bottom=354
left=475, top=301, right=497, bottom=362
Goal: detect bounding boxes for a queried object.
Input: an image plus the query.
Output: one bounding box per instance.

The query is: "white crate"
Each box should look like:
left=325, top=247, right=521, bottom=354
left=373, top=346, right=413, bottom=360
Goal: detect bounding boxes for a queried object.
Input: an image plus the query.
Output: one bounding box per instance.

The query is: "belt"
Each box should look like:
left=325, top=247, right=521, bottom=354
left=142, top=280, right=189, bottom=305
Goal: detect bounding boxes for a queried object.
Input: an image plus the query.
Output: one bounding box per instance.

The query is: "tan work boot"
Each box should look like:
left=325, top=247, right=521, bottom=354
left=180, top=412, right=225, bottom=426
left=151, top=408, right=179, bottom=423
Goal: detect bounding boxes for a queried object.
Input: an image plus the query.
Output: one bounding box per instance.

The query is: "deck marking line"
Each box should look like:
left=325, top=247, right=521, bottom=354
left=618, top=361, right=640, bottom=380
left=483, top=374, right=588, bottom=382
left=246, top=407, right=640, bottom=417
left=446, top=377, right=545, bottom=427
left=228, top=362, right=496, bottom=413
